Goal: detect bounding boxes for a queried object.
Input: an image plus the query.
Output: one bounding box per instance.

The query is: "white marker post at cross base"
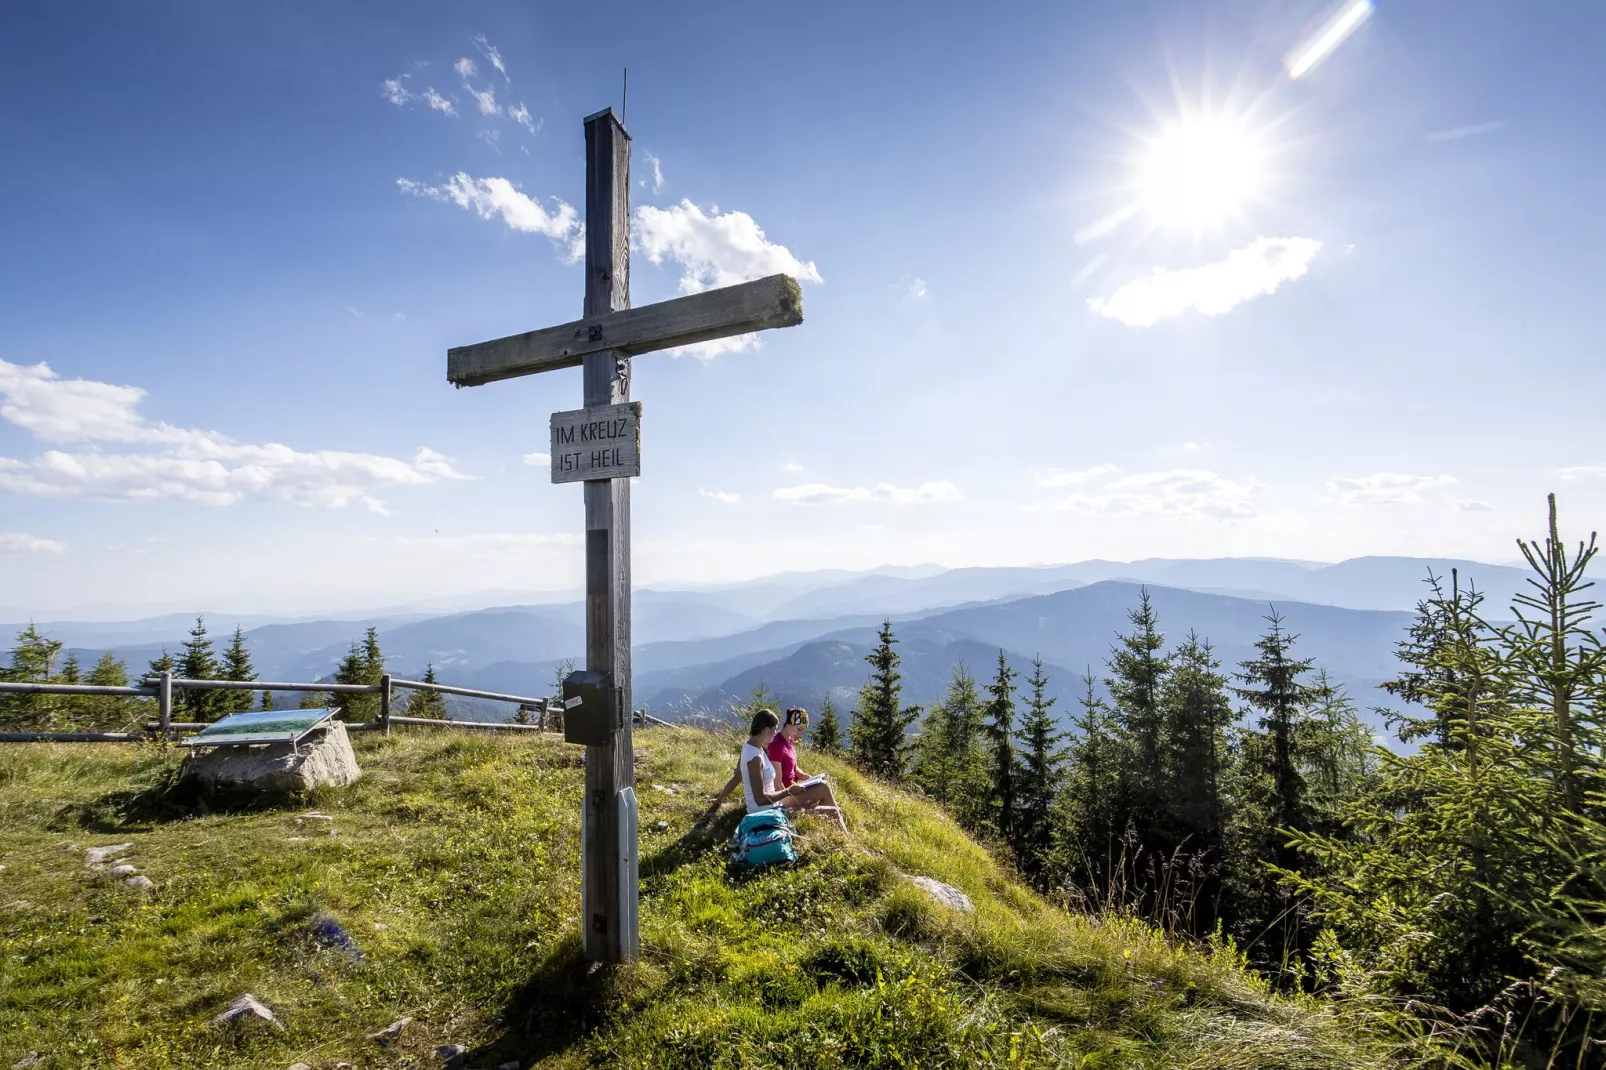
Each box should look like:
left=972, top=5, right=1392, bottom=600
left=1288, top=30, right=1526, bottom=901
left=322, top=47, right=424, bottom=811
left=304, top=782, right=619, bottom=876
left=445, top=106, right=805, bottom=963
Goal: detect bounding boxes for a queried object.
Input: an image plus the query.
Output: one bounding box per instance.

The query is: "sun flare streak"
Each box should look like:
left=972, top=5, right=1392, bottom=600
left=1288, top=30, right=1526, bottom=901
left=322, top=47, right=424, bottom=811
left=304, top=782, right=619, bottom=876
left=1286, top=0, right=1374, bottom=79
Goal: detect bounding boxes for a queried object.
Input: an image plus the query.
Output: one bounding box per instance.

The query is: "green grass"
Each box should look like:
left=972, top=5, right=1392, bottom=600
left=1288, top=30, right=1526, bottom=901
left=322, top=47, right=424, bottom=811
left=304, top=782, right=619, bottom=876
left=1, top=729, right=1409, bottom=1069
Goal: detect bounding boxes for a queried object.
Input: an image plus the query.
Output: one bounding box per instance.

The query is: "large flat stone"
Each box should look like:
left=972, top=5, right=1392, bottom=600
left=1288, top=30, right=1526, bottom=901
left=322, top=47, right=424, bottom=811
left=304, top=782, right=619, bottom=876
left=185, top=721, right=360, bottom=795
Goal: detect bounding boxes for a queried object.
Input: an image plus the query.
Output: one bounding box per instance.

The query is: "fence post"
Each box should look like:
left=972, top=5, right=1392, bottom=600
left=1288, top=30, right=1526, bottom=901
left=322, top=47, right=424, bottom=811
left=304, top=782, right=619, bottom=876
left=379, top=674, right=391, bottom=736
left=158, top=671, right=172, bottom=736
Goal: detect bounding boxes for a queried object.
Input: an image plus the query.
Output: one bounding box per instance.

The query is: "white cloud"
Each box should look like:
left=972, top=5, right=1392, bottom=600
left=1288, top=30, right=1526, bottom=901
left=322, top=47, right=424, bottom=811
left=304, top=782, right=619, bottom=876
left=394, top=531, right=577, bottom=549
left=644, top=153, right=664, bottom=193
left=423, top=88, right=456, bottom=116
left=779, top=461, right=804, bottom=472
left=1041, top=468, right=1265, bottom=519
left=1089, top=237, right=1321, bottom=327
left=465, top=82, right=499, bottom=116
left=522, top=451, right=550, bottom=466
left=397, top=174, right=579, bottom=249
left=1426, top=121, right=1504, bottom=143
left=382, top=77, right=412, bottom=106
left=474, top=35, right=508, bottom=81
left=1326, top=472, right=1457, bottom=506
left=1559, top=464, right=1606, bottom=481
left=454, top=57, right=476, bottom=78
left=773, top=480, right=962, bottom=506
left=906, top=277, right=928, bottom=299
left=0, top=531, right=64, bottom=554
left=1033, top=464, right=1119, bottom=488
left=1070, top=254, right=1108, bottom=290
left=477, top=128, right=501, bottom=153
left=634, top=200, right=821, bottom=358
left=0, top=360, right=470, bottom=514
left=509, top=102, right=537, bottom=134
left=699, top=488, right=741, bottom=504
left=1182, top=441, right=1209, bottom=451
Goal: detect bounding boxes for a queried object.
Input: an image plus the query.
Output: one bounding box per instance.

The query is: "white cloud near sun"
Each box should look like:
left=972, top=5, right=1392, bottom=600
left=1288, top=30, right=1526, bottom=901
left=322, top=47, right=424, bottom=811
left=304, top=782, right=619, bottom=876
left=0, top=360, right=469, bottom=514
left=634, top=200, right=821, bottom=358
left=774, top=480, right=961, bottom=506
left=699, top=488, right=741, bottom=504
left=1090, top=237, right=1321, bottom=327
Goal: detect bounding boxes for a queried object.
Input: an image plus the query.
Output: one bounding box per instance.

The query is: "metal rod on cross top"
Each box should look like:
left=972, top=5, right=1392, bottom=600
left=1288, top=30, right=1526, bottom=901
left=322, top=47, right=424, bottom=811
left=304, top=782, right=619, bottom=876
left=444, top=106, right=805, bottom=963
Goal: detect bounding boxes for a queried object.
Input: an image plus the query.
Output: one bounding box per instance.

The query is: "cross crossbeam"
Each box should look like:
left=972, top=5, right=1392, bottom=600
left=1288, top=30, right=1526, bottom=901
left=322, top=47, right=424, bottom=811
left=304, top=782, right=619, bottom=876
left=447, top=273, right=803, bottom=387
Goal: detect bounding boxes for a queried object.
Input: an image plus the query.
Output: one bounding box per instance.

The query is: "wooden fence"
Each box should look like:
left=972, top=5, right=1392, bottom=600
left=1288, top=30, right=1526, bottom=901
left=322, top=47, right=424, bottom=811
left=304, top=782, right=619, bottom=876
left=0, top=672, right=674, bottom=743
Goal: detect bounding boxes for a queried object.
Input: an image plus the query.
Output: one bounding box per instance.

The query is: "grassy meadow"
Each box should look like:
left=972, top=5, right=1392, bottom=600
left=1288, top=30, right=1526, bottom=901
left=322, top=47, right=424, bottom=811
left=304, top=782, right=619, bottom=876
left=1, top=728, right=1413, bottom=1069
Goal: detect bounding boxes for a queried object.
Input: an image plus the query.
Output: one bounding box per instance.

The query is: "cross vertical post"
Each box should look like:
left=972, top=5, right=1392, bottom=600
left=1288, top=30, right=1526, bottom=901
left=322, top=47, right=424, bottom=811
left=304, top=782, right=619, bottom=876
left=580, top=107, right=636, bottom=964
left=445, top=105, right=806, bottom=969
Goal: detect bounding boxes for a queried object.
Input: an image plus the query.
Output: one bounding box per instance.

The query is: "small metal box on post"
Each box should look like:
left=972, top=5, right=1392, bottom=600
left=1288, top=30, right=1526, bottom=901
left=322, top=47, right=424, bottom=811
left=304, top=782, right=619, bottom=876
left=562, top=670, right=620, bottom=747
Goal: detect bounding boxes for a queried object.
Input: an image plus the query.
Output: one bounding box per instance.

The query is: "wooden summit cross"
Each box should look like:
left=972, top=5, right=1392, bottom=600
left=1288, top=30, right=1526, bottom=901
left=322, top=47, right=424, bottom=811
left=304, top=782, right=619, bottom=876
left=446, top=107, right=804, bottom=963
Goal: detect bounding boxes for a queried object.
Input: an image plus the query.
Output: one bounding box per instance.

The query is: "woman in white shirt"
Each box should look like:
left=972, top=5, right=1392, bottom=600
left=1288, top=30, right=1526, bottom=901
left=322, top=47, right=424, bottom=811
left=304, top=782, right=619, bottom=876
left=740, top=709, right=795, bottom=812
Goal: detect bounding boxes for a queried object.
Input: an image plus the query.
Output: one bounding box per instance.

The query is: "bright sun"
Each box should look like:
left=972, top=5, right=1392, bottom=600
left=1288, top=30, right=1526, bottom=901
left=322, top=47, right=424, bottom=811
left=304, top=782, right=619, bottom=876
left=1135, top=117, right=1266, bottom=227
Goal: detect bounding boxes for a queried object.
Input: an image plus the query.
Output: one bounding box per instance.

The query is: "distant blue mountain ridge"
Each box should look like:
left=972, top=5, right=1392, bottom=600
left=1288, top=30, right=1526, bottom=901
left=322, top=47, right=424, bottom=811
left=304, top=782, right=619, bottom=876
left=10, top=554, right=1541, bottom=736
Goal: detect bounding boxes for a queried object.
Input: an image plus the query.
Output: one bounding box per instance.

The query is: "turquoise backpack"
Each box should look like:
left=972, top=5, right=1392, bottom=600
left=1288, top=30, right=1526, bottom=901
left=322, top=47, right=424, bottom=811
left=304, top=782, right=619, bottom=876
left=730, top=807, right=798, bottom=869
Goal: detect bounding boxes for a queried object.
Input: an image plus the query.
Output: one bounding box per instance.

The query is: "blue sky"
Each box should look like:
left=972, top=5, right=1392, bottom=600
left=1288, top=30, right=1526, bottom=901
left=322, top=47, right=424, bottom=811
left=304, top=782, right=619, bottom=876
left=2, top=1, right=1604, bottom=618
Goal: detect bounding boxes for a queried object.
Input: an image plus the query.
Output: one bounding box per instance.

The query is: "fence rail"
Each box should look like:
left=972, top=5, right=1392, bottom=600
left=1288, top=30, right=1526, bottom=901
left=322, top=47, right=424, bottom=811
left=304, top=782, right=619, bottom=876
left=0, top=670, right=618, bottom=742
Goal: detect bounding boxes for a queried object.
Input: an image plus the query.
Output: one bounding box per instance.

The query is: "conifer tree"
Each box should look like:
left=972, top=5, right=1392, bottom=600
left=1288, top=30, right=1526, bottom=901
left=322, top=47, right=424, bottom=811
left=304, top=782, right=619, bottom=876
left=812, top=695, right=842, bottom=753
left=983, top=649, right=1019, bottom=843
left=1160, top=632, right=1233, bottom=869
left=58, top=652, right=80, bottom=683
left=849, top=620, right=920, bottom=780
left=1234, top=612, right=1323, bottom=851
left=178, top=616, right=220, bottom=721
left=218, top=625, right=257, bottom=715
left=1505, top=492, right=1604, bottom=813
left=332, top=627, right=385, bottom=722
left=1063, top=669, right=1118, bottom=892
left=1014, top=657, right=1067, bottom=885
left=405, top=663, right=449, bottom=719
left=0, top=623, right=64, bottom=729
left=85, top=652, right=135, bottom=731
left=912, top=662, right=989, bottom=826
left=260, top=688, right=274, bottom=711
left=1106, top=590, right=1169, bottom=851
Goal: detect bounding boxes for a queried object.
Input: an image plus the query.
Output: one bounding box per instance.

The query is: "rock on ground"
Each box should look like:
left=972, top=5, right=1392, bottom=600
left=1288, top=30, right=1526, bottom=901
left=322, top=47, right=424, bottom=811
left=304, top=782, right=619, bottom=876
left=100, top=863, right=138, bottom=879
left=185, top=721, right=361, bottom=795
left=83, top=843, right=134, bottom=867
left=13, top=1054, right=42, bottom=1069
left=911, top=875, right=974, bottom=914
left=125, top=874, right=156, bottom=891
left=433, top=1043, right=468, bottom=1065
left=210, top=993, right=283, bottom=1030
left=369, top=1015, right=412, bottom=1041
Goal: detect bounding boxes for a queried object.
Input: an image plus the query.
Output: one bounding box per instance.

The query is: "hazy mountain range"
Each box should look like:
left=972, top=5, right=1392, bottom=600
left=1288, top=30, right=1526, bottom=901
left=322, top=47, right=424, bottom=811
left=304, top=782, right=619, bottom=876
left=5, top=554, right=1536, bottom=734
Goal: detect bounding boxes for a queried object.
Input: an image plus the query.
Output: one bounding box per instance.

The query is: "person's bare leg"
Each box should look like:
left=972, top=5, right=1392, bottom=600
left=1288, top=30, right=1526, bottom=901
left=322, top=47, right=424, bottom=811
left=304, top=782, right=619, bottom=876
left=802, top=782, right=847, bottom=833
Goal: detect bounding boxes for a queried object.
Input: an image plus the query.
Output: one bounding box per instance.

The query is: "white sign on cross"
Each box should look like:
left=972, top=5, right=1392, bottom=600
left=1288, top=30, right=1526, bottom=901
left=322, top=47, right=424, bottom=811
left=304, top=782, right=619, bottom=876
left=445, top=107, right=804, bottom=964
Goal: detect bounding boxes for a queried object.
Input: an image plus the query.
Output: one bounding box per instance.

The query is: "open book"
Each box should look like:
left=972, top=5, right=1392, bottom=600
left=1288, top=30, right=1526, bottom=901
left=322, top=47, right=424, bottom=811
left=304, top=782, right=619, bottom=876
left=796, top=775, right=827, bottom=789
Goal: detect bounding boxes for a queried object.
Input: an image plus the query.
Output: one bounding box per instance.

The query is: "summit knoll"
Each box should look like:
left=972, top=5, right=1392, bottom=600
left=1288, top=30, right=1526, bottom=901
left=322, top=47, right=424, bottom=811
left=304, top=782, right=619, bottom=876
left=0, top=729, right=1413, bottom=1069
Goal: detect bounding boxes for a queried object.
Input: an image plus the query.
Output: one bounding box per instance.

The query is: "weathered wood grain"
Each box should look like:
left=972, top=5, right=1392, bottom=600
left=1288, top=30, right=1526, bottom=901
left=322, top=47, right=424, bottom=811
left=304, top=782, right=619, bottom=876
left=580, top=106, right=639, bottom=965
left=446, top=273, right=804, bottom=387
